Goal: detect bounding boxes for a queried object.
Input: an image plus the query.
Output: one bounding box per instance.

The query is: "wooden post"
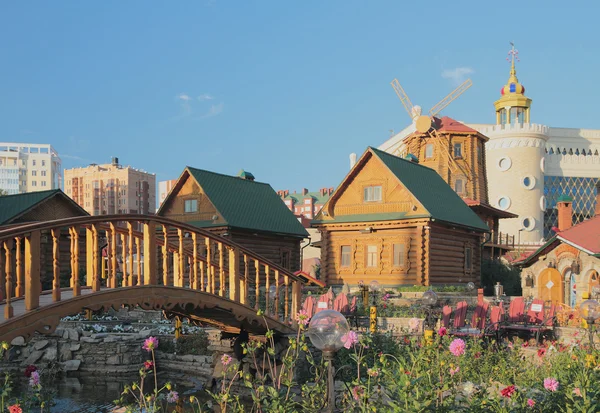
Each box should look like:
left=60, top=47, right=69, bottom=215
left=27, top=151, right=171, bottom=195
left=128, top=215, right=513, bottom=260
left=128, top=222, right=134, bottom=287
left=265, top=265, right=270, bottom=316
left=284, top=275, right=289, bottom=321
left=4, top=240, right=13, bottom=319
left=86, top=228, right=94, bottom=287
left=254, top=260, right=260, bottom=310
left=0, top=251, right=4, bottom=301
left=69, top=227, right=75, bottom=288
left=175, top=316, right=182, bottom=340
left=143, top=221, right=156, bottom=285
left=136, top=237, right=142, bottom=286
left=121, top=233, right=127, bottom=287
left=177, top=229, right=184, bottom=287
left=51, top=228, right=61, bottom=302
left=110, top=223, right=117, bottom=289
left=72, top=226, right=80, bottom=296
left=228, top=247, right=240, bottom=302
left=205, top=238, right=212, bottom=294
left=274, top=269, right=280, bottom=320
left=162, top=225, right=169, bottom=286
left=192, top=233, right=198, bottom=290
left=173, top=251, right=180, bottom=287
left=291, top=281, right=301, bottom=328
left=218, top=242, right=224, bottom=297
left=15, top=238, right=23, bottom=297
left=91, top=225, right=101, bottom=292
left=242, top=254, right=249, bottom=305
left=25, top=230, right=41, bottom=311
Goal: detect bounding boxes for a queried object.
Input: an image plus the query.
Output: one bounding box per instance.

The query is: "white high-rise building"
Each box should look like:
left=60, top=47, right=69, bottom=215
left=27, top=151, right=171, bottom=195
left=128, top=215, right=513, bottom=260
left=0, top=143, right=62, bottom=195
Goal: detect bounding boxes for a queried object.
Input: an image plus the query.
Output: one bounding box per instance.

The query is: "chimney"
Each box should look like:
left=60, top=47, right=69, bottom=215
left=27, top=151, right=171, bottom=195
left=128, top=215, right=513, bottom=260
left=349, top=153, right=357, bottom=169
left=557, top=195, right=573, bottom=231
left=329, top=187, right=334, bottom=195
left=302, top=188, right=309, bottom=195
left=596, top=181, right=600, bottom=216
left=111, top=157, right=119, bottom=166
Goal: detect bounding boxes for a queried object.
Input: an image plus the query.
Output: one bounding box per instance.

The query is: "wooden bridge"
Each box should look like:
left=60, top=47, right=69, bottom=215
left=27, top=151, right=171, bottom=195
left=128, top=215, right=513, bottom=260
left=0, top=215, right=307, bottom=342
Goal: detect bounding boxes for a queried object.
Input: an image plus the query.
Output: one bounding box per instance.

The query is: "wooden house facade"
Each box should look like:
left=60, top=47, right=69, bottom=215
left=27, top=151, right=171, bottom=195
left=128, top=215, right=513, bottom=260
left=157, top=167, right=308, bottom=272
left=312, top=147, right=489, bottom=287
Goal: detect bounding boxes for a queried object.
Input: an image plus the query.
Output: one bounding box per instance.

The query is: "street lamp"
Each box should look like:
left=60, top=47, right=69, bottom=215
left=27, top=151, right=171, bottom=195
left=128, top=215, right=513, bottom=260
left=369, top=280, right=380, bottom=333
left=307, top=310, right=350, bottom=413
left=422, top=290, right=438, bottom=341
left=580, top=299, right=600, bottom=351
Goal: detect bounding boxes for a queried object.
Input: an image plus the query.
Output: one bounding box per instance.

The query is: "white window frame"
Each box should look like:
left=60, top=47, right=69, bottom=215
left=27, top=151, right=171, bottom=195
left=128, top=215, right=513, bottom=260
left=366, top=245, right=378, bottom=267
left=363, top=186, right=382, bottom=202
left=340, top=245, right=351, bottom=267
left=184, top=199, right=198, bottom=213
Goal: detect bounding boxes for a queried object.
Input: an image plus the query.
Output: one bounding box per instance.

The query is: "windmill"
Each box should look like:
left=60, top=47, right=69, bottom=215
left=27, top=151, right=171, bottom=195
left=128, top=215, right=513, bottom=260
left=390, top=78, right=473, bottom=176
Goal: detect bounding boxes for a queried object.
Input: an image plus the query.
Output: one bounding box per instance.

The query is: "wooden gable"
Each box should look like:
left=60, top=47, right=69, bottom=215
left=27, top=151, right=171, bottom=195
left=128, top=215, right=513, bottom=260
left=158, top=171, right=225, bottom=226
left=320, top=152, right=428, bottom=220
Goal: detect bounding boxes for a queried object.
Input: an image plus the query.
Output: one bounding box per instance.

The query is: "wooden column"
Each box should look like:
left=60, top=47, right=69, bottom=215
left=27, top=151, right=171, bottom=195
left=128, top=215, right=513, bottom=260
left=218, top=242, right=224, bottom=297
left=121, top=233, right=127, bottom=287
left=284, top=275, right=289, bottom=321
left=4, top=239, right=13, bottom=319
left=273, top=269, right=280, bottom=320
left=265, top=265, right=270, bottom=316
left=291, top=280, right=301, bottom=328
left=177, top=229, right=184, bottom=287
left=72, top=226, right=80, bottom=296
left=228, top=247, right=240, bottom=302
left=110, top=223, right=117, bottom=289
left=242, top=254, right=249, bottom=305
left=25, top=230, right=41, bottom=311
left=205, top=239, right=212, bottom=294
left=86, top=228, right=94, bottom=287
left=15, top=238, right=23, bottom=297
left=173, top=251, right=180, bottom=287
left=69, top=227, right=75, bottom=288
left=136, top=237, right=142, bottom=286
left=143, top=221, right=157, bottom=285
left=162, top=225, right=169, bottom=286
left=51, top=229, right=61, bottom=302
left=91, top=225, right=101, bottom=292
left=0, top=249, right=4, bottom=301
left=192, top=233, right=198, bottom=290
left=254, top=260, right=260, bottom=310
left=128, top=223, right=134, bottom=287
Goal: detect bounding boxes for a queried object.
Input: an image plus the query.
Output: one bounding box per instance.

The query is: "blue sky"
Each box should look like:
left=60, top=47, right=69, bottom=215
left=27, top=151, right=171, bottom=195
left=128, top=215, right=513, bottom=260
left=1, top=1, right=598, bottom=193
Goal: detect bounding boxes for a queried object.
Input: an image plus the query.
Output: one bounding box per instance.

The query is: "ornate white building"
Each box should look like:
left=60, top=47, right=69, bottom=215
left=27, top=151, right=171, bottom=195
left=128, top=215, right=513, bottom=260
left=379, top=53, right=600, bottom=245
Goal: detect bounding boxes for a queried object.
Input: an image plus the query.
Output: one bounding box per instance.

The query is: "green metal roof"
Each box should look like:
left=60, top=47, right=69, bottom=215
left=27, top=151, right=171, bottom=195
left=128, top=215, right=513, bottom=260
left=186, top=167, right=308, bottom=238
left=314, top=148, right=488, bottom=232
left=283, top=190, right=331, bottom=205
left=370, top=147, right=488, bottom=231
left=557, top=194, right=573, bottom=203
left=0, top=189, right=86, bottom=225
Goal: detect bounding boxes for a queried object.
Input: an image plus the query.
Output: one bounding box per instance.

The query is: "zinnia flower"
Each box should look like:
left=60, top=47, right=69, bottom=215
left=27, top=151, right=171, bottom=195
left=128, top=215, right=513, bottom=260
left=449, top=366, right=459, bottom=376
left=221, top=354, right=233, bottom=366
left=449, top=338, right=466, bottom=356
left=296, top=309, right=310, bottom=326
left=408, top=318, right=421, bottom=332
left=24, top=365, right=37, bottom=378
left=537, top=348, right=546, bottom=358
left=342, top=331, right=359, bottom=349
left=527, top=398, right=535, bottom=407
left=573, top=387, right=582, bottom=397
left=144, top=360, right=153, bottom=370
left=437, top=327, right=447, bottom=337
left=500, top=385, right=516, bottom=398
left=8, top=405, right=23, bottom=413
left=351, top=386, right=363, bottom=401
left=142, top=336, right=159, bottom=352
left=29, top=370, right=40, bottom=387
left=544, top=377, right=559, bottom=392
left=166, top=390, right=179, bottom=403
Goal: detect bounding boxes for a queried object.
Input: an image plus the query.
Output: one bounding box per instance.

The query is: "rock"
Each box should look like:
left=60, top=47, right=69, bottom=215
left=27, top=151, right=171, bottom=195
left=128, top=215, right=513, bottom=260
left=138, top=329, right=153, bottom=338
left=80, top=337, right=102, bottom=344
left=67, top=328, right=79, bottom=341
left=10, top=336, right=25, bottom=346
left=70, top=343, right=81, bottom=351
left=7, top=347, right=19, bottom=362
left=54, top=328, right=64, bottom=338
left=82, top=331, right=92, bottom=337
left=23, top=350, right=44, bottom=365
left=106, top=355, right=121, bottom=365
left=90, top=333, right=108, bottom=339
left=42, top=346, right=58, bottom=362
left=63, top=359, right=81, bottom=371
left=59, top=345, right=72, bottom=362
left=33, top=340, right=49, bottom=351
left=103, top=337, right=120, bottom=343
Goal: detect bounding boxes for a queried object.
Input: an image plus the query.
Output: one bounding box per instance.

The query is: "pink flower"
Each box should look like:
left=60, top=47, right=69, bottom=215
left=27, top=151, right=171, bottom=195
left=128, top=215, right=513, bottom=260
left=221, top=354, right=233, bottom=366
left=144, top=360, right=154, bottom=370
left=527, top=398, right=535, bottom=407
left=408, top=318, right=421, bottom=332
left=296, top=309, right=310, bottom=326
left=8, top=405, right=23, bottom=413
left=382, top=293, right=391, bottom=302
left=166, top=390, right=179, bottom=403
left=543, top=377, right=559, bottom=392
left=449, top=366, right=459, bottom=376
left=573, top=387, right=582, bottom=397
left=351, top=386, right=363, bottom=401
left=28, top=370, right=40, bottom=387
left=437, top=327, right=447, bottom=337
left=367, top=368, right=379, bottom=377
left=449, top=338, right=466, bottom=357
left=500, top=385, right=516, bottom=398
left=142, top=336, right=159, bottom=352
left=342, top=331, right=359, bottom=349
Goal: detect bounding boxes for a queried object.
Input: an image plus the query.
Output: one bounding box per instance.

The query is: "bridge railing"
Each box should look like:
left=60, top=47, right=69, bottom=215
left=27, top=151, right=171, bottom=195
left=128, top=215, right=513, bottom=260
left=0, top=215, right=305, bottom=327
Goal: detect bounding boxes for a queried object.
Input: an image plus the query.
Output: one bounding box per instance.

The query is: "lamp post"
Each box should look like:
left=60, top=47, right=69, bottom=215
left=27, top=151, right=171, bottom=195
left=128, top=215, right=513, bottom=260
left=422, top=290, right=438, bottom=343
left=307, top=310, right=350, bottom=413
left=369, top=280, right=380, bottom=333
left=580, top=299, right=600, bottom=352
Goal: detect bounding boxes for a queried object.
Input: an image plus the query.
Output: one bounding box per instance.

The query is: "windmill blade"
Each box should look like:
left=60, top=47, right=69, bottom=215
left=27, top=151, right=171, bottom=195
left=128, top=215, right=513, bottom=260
left=428, top=79, right=473, bottom=118
left=390, top=79, right=415, bottom=119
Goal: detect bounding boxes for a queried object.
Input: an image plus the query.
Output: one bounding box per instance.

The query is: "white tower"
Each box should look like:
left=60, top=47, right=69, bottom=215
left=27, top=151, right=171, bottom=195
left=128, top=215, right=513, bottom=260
left=481, top=44, right=549, bottom=244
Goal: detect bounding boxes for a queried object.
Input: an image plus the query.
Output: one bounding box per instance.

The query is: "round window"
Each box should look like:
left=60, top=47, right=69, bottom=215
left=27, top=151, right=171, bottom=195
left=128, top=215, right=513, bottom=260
left=522, top=175, right=536, bottom=190
left=498, top=157, right=512, bottom=171
left=540, top=196, right=547, bottom=211
left=522, top=216, right=536, bottom=231
left=540, top=157, right=546, bottom=173
left=498, top=196, right=511, bottom=210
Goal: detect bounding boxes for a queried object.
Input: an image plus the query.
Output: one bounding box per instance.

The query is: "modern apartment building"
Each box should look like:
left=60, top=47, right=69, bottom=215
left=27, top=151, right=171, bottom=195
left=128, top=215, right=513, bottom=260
left=0, top=142, right=62, bottom=195
left=64, top=157, right=156, bottom=215
left=158, top=179, right=177, bottom=208
left=277, top=187, right=334, bottom=221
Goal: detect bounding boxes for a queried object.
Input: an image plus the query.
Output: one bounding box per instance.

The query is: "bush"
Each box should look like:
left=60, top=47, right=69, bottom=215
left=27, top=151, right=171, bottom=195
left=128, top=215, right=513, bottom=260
left=481, top=258, right=522, bottom=296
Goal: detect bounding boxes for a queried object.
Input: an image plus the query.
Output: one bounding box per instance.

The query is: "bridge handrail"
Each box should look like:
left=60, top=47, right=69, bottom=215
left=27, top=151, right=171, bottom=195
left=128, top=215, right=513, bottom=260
left=0, top=214, right=305, bottom=284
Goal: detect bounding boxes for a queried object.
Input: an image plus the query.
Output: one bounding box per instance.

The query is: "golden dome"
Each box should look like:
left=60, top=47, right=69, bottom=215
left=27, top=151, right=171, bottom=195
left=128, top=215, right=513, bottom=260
left=500, top=61, right=526, bottom=96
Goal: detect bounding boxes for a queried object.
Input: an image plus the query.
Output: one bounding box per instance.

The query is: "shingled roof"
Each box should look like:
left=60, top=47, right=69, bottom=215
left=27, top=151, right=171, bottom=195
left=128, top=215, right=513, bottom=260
left=313, top=147, right=488, bottom=232
left=159, top=167, right=308, bottom=238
